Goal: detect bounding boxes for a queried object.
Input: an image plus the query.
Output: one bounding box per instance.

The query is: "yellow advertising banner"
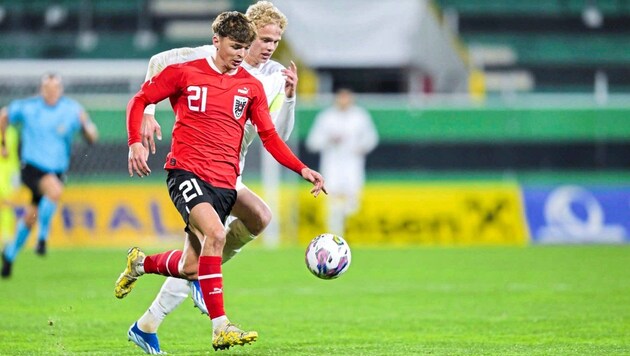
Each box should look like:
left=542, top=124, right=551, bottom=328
left=290, top=182, right=529, bottom=246
left=7, top=184, right=184, bottom=248
left=3, top=182, right=528, bottom=248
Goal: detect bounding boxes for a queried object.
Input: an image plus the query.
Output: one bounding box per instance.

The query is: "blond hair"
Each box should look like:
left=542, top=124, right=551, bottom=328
left=245, top=1, right=288, bottom=32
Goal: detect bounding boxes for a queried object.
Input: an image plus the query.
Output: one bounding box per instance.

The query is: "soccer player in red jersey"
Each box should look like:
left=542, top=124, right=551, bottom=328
left=114, top=11, right=326, bottom=351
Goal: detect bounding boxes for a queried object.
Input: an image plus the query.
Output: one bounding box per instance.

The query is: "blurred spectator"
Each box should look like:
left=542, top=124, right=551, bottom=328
left=306, top=88, right=379, bottom=236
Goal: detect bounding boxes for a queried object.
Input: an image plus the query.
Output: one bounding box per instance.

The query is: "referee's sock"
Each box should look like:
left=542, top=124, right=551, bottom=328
left=4, top=220, right=31, bottom=262
left=37, top=197, right=57, bottom=242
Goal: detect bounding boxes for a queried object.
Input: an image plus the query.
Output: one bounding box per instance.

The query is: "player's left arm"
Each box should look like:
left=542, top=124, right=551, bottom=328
left=273, top=61, right=298, bottom=141
left=79, top=110, right=99, bottom=144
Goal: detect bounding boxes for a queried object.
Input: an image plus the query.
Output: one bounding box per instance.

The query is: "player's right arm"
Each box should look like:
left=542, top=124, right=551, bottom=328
left=143, top=46, right=212, bottom=153
left=127, top=65, right=183, bottom=177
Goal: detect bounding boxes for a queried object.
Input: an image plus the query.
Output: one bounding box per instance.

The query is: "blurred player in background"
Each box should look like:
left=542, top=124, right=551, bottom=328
left=306, top=88, right=378, bottom=236
left=0, top=73, right=99, bottom=278
left=116, top=11, right=325, bottom=352
left=126, top=1, right=298, bottom=354
left=0, top=125, right=19, bottom=244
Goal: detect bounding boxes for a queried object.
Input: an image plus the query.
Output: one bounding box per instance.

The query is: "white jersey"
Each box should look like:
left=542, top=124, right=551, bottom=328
left=144, top=45, right=295, bottom=177
left=305, top=105, right=378, bottom=195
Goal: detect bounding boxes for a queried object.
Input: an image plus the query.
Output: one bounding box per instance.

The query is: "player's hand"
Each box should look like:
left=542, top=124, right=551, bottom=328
left=141, top=113, right=162, bottom=154
left=0, top=146, right=7, bottom=158
left=128, top=142, right=151, bottom=177
left=282, top=61, right=298, bottom=99
left=300, top=167, right=327, bottom=197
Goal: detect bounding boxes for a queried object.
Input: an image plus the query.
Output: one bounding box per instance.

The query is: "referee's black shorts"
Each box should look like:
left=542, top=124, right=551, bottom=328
left=21, top=163, right=65, bottom=205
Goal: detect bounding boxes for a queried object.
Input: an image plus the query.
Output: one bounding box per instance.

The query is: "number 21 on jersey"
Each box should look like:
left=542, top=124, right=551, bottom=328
left=187, top=86, right=207, bottom=112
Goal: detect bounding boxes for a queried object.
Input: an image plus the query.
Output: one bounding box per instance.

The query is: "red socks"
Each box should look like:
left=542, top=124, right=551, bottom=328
left=143, top=250, right=182, bottom=277
left=143, top=252, right=226, bottom=319
left=198, top=255, right=226, bottom=319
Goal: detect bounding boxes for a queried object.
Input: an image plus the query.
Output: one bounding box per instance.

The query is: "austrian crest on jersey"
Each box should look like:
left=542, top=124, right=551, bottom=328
left=233, top=94, right=249, bottom=120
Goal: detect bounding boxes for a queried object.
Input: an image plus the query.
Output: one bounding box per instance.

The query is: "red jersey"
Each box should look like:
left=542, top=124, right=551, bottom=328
left=127, top=58, right=306, bottom=189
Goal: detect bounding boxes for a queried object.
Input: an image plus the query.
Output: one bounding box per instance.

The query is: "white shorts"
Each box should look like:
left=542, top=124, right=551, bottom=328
left=235, top=175, right=247, bottom=191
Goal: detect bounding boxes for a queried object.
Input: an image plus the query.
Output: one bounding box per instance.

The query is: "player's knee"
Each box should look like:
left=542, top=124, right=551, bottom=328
left=206, top=226, right=227, bottom=250
left=248, top=206, right=272, bottom=236
left=180, top=261, right=198, bottom=280
left=180, top=268, right=198, bottom=280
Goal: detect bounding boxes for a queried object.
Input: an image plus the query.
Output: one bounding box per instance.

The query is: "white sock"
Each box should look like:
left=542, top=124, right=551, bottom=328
left=135, top=256, right=145, bottom=275
left=212, top=315, right=229, bottom=332
left=223, top=218, right=256, bottom=263
left=137, top=277, right=190, bottom=333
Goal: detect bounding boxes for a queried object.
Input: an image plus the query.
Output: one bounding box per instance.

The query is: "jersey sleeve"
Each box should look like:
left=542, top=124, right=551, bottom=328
left=258, top=128, right=307, bottom=174
left=248, top=82, right=275, bottom=132
left=6, top=99, right=25, bottom=125
left=128, top=65, right=183, bottom=145
left=272, top=95, right=295, bottom=141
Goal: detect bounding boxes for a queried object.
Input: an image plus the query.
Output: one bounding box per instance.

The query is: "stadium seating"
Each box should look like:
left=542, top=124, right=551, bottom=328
left=0, top=0, right=250, bottom=59
left=435, top=0, right=630, bottom=92
left=1, top=0, right=629, bottom=93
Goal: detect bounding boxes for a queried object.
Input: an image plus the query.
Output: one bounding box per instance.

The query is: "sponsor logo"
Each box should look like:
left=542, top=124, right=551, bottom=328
left=208, top=287, right=223, bottom=295
left=233, top=95, right=248, bottom=120
left=237, top=87, right=249, bottom=95
left=535, top=185, right=626, bottom=243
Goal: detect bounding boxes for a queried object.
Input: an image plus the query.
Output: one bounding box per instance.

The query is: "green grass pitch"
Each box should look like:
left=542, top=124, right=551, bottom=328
left=0, top=245, right=629, bottom=355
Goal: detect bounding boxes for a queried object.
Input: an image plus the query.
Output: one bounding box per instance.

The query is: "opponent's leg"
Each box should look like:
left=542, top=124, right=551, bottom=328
left=222, top=218, right=255, bottom=262
left=138, top=277, right=190, bottom=332
left=124, top=234, right=202, bottom=353
left=223, top=187, right=271, bottom=262
left=128, top=277, right=190, bottom=354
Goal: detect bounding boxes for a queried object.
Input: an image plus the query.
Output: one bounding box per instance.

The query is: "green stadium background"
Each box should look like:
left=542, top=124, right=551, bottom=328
left=5, top=100, right=628, bottom=249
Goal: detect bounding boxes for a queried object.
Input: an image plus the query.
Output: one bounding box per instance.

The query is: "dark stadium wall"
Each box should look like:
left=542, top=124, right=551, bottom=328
left=72, top=106, right=630, bottom=180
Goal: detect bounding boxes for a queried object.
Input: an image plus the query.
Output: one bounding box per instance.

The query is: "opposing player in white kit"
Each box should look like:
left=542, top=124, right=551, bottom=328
left=127, top=2, right=296, bottom=354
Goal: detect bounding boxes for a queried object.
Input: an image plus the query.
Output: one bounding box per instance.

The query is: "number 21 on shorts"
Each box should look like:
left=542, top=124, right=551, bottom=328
left=179, top=178, right=203, bottom=202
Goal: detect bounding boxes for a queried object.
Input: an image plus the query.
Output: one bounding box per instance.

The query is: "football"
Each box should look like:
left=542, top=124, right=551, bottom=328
left=305, top=233, right=352, bottom=279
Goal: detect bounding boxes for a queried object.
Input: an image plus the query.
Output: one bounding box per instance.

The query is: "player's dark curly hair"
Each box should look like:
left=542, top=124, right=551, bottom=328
left=211, top=11, right=257, bottom=44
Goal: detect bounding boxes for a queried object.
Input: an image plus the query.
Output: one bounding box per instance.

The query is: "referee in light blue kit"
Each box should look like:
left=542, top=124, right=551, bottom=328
left=0, top=73, right=99, bottom=278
